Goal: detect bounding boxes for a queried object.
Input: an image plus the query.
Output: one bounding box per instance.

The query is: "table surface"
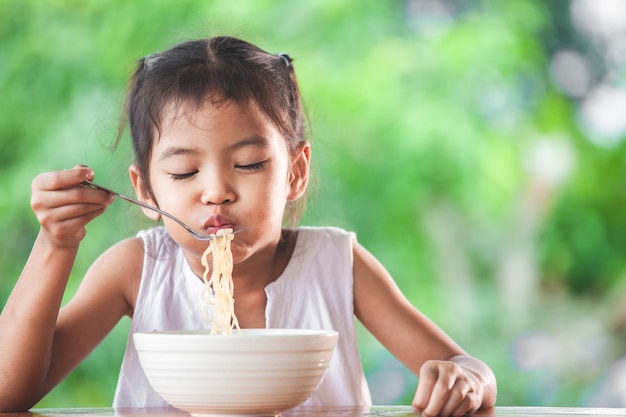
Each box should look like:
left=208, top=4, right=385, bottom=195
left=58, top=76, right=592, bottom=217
left=2, top=406, right=626, bottom=417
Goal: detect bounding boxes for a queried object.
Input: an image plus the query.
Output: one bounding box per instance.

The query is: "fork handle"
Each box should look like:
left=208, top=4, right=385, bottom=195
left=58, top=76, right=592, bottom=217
left=82, top=180, right=199, bottom=235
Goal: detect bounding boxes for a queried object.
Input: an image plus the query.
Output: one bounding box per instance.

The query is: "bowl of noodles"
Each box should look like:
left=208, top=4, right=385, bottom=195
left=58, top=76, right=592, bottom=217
left=133, top=328, right=338, bottom=416
left=133, top=230, right=338, bottom=416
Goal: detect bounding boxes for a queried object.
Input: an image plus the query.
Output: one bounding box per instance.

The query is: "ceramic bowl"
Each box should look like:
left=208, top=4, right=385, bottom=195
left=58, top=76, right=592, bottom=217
left=133, top=328, right=338, bottom=417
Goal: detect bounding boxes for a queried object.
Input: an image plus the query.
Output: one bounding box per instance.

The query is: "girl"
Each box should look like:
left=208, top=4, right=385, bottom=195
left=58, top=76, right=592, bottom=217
left=0, top=36, right=496, bottom=416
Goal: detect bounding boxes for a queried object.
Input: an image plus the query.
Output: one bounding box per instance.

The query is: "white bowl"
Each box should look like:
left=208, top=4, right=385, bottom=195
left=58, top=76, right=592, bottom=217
left=133, top=328, right=338, bottom=417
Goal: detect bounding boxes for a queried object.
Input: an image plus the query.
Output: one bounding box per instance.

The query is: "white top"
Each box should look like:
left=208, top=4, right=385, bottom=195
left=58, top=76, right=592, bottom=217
left=113, top=226, right=372, bottom=408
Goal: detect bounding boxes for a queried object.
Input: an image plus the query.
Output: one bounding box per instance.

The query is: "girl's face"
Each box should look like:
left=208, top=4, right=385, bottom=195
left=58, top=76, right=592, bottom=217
left=130, top=100, right=310, bottom=271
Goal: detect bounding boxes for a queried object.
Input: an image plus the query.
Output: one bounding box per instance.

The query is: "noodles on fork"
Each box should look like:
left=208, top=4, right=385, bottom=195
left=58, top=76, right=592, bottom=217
left=200, top=228, right=240, bottom=335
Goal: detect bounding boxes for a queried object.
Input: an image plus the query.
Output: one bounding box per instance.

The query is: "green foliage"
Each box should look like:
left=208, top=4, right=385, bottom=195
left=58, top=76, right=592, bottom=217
left=2, top=0, right=626, bottom=409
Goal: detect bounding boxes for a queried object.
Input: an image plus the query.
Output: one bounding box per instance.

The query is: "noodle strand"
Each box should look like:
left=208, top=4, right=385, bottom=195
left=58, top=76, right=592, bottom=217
left=200, top=228, right=240, bottom=335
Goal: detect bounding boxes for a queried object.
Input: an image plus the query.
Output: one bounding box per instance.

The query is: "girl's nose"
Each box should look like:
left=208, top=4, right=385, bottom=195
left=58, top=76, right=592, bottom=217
left=200, top=180, right=236, bottom=205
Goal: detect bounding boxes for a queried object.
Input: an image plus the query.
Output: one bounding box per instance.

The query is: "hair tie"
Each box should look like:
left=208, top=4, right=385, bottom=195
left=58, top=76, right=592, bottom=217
left=277, top=53, right=293, bottom=68
left=143, top=53, right=160, bottom=70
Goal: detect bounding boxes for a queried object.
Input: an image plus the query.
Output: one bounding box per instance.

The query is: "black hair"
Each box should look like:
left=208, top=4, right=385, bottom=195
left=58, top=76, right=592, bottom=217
left=116, top=36, right=309, bottom=225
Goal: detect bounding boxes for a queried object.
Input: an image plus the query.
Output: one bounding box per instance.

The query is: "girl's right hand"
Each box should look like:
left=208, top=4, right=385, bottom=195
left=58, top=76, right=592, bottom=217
left=30, top=166, right=114, bottom=248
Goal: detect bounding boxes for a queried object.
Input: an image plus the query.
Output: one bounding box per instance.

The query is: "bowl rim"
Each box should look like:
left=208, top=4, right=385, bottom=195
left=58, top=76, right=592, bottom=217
left=134, top=328, right=338, bottom=338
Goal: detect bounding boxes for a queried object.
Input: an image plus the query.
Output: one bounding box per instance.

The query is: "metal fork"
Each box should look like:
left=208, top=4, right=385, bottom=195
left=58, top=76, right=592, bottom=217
left=82, top=180, right=243, bottom=241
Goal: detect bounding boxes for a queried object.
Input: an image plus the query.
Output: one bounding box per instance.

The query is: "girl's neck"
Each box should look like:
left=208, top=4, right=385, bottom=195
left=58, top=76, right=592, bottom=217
left=227, top=229, right=298, bottom=329
left=233, top=228, right=298, bottom=294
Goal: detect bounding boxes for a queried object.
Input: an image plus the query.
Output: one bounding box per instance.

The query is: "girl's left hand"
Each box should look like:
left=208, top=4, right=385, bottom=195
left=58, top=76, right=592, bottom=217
left=412, top=359, right=484, bottom=417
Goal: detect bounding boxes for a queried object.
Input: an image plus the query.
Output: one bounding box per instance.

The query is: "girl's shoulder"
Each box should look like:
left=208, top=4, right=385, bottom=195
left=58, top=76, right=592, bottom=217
left=289, top=226, right=356, bottom=267
left=295, top=225, right=356, bottom=243
left=81, top=228, right=171, bottom=315
left=113, top=226, right=180, bottom=308
left=135, top=226, right=178, bottom=258
left=90, top=233, right=146, bottom=297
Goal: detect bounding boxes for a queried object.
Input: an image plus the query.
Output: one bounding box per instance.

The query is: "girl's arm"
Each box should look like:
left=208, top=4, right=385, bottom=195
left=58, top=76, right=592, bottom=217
left=0, top=167, right=138, bottom=411
left=352, top=241, right=496, bottom=417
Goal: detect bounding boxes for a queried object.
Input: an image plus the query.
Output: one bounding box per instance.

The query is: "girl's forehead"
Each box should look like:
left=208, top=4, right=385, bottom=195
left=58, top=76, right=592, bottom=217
left=165, top=98, right=270, bottom=125
left=156, top=99, right=284, bottom=148
left=162, top=99, right=260, bottom=125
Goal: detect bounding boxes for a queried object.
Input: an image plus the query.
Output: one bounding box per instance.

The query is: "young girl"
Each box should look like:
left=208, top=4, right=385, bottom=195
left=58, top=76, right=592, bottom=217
left=0, top=36, right=496, bottom=416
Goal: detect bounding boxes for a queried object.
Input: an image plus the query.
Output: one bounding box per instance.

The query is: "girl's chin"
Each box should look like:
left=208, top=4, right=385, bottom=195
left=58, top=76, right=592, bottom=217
left=171, top=235, right=211, bottom=259
left=180, top=247, right=208, bottom=262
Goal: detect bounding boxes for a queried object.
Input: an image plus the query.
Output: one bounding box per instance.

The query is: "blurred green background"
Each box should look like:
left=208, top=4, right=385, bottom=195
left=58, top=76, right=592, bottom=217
left=2, top=0, right=626, bottom=408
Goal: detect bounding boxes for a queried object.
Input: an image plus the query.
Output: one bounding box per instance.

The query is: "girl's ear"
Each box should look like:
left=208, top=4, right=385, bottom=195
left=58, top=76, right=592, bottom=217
left=287, top=141, right=311, bottom=201
left=129, top=164, right=161, bottom=221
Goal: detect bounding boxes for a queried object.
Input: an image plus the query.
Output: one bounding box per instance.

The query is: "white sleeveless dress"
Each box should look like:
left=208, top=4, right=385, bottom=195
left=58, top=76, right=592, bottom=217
left=113, top=226, right=372, bottom=408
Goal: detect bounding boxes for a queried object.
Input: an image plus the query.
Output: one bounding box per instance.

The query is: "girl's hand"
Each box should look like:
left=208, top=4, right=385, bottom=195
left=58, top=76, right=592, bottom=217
left=30, top=166, right=114, bottom=248
left=412, top=359, right=484, bottom=417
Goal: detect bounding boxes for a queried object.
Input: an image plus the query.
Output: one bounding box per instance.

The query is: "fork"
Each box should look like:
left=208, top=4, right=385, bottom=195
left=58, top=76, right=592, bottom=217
left=82, top=180, right=243, bottom=241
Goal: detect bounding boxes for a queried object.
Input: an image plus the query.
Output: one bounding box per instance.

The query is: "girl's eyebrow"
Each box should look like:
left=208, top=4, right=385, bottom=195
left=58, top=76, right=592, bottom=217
left=158, top=135, right=270, bottom=161
left=228, top=135, right=270, bottom=150
left=158, top=146, right=198, bottom=161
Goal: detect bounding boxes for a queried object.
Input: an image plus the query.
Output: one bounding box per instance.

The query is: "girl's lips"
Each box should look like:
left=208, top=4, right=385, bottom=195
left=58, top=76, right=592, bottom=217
left=202, top=216, right=236, bottom=236
left=204, top=225, right=235, bottom=236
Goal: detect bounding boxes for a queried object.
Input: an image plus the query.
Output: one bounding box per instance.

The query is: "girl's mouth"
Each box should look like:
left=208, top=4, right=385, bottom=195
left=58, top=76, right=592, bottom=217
left=204, top=225, right=235, bottom=236
left=202, top=215, right=236, bottom=236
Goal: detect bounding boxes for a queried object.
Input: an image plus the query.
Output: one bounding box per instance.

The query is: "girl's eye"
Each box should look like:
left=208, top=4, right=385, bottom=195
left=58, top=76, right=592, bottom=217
left=237, top=161, right=266, bottom=171
left=169, top=171, right=198, bottom=181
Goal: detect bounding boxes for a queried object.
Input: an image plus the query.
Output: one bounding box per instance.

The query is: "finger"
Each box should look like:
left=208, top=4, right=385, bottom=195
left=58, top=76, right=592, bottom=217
left=43, top=202, right=111, bottom=223
left=36, top=202, right=109, bottom=234
left=32, top=182, right=113, bottom=240
left=420, top=361, right=466, bottom=417
left=42, top=204, right=109, bottom=242
left=451, top=391, right=480, bottom=417
left=439, top=379, right=471, bottom=417
left=413, top=364, right=439, bottom=413
left=32, top=191, right=111, bottom=221
left=32, top=166, right=94, bottom=192
left=32, top=178, right=114, bottom=213
left=49, top=207, right=107, bottom=230
left=446, top=397, right=470, bottom=417
left=422, top=377, right=454, bottom=417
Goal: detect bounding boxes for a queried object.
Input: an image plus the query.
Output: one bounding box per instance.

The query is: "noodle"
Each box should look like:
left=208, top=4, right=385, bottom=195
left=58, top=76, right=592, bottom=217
left=200, top=228, right=240, bottom=335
